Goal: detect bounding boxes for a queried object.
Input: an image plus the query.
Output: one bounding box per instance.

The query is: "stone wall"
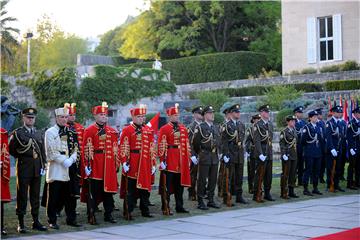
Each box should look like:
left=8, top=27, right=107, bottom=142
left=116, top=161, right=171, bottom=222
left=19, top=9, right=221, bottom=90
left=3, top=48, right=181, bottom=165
left=77, top=54, right=114, bottom=66
left=177, top=70, right=360, bottom=96
left=2, top=74, right=36, bottom=106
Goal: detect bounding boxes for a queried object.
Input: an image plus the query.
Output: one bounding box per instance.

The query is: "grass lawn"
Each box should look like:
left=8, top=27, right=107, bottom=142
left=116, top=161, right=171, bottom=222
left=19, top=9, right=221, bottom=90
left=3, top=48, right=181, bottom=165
left=2, top=160, right=358, bottom=238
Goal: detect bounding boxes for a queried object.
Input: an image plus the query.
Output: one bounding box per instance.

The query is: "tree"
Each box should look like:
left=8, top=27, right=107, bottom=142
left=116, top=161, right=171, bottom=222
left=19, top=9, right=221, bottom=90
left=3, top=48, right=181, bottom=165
left=0, top=0, right=19, bottom=67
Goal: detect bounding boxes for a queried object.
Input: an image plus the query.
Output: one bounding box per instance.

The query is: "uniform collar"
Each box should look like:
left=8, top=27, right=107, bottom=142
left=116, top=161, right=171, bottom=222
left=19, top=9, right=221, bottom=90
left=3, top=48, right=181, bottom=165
left=310, top=122, right=317, bottom=128
left=261, top=118, right=268, bottom=124
left=195, top=120, right=202, bottom=125
left=205, top=121, right=213, bottom=127
left=332, top=116, right=339, bottom=123
left=23, top=125, right=34, bottom=132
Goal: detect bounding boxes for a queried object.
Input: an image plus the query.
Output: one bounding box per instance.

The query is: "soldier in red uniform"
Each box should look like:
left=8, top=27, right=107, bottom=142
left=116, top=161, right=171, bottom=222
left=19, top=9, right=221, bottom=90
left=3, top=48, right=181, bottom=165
left=81, top=102, right=119, bottom=225
left=158, top=104, right=191, bottom=214
left=1, top=128, right=11, bottom=235
left=119, top=105, right=156, bottom=220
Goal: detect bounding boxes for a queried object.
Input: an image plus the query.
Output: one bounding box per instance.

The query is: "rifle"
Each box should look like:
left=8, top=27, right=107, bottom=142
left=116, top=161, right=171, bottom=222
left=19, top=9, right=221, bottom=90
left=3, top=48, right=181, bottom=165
left=225, top=164, right=232, bottom=207
left=123, top=161, right=130, bottom=220
left=329, top=156, right=337, bottom=192
left=256, top=163, right=265, bottom=203
left=161, top=166, right=170, bottom=215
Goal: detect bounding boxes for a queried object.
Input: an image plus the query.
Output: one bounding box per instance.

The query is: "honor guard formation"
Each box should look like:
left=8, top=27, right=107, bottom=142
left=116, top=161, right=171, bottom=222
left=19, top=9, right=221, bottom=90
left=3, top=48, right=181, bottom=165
left=1, top=101, right=359, bottom=235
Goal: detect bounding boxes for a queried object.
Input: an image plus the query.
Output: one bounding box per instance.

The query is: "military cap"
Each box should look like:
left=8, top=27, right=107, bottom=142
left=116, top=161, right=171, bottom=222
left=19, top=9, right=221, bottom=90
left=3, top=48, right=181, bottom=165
left=293, top=106, right=304, bottom=113
left=258, top=104, right=270, bottom=112
left=221, top=102, right=232, bottom=114
left=308, top=110, right=319, bottom=118
left=191, top=106, right=203, bottom=114
left=22, top=107, right=37, bottom=117
left=330, top=105, right=343, bottom=113
left=286, top=115, right=296, bottom=122
left=352, top=107, right=360, bottom=114
left=229, top=104, right=240, bottom=113
left=315, top=108, right=323, bottom=115
left=202, top=105, right=214, bottom=115
left=250, top=114, right=261, bottom=123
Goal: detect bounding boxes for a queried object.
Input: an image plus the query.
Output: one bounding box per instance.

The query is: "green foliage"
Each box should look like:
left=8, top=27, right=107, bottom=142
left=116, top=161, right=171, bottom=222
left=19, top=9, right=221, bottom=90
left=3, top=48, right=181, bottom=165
left=214, top=112, right=224, bottom=124
left=196, top=91, right=229, bottom=112
left=11, top=102, right=50, bottom=130
left=340, top=60, right=359, bottom=71
left=262, top=85, right=303, bottom=111
left=324, top=79, right=360, bottom=91
left=276, top=108, right=293, bottom=128
left=136, top=51, right=266, bottom=84
left=320, top=64, right=340, bottom=73
left=1, top=78, right=10, bottom=95
left=301, top=68, right=317, bottom=74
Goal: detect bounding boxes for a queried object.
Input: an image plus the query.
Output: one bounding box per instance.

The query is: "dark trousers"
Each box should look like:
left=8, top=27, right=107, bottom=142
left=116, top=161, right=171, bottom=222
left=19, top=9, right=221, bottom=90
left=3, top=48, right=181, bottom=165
left=319, top=154, right=326, bottom=180
left=197, top=163, right=218, bottom=202
left=217, top=161, right=224, bottom=196
left=16, top=176, right=41, bottom=217
left=87, top=179, right=114, bottom=218
left=281, top=159, right=297, bottom=190
left=347, top=154, right=359, bottom=186
left=326, top=155, right=342, bottom=188
left=339, top=145, right=348, bottom=178
left=253, top=159, right=273, bottom=193
left=188, top=163, right=198, bottom=199
left=166, top=172, right=184, bottom=210
left=296, top=146, right=304, bottom=184
left=127, top=178, right=149, bottom=215
left=247, top=157, right=256, bottom=193
left=47, top=181, right=76, bottom=224
left=223, top=161, right=245, bottom=200
left=303, top=156, right=321, bottom=187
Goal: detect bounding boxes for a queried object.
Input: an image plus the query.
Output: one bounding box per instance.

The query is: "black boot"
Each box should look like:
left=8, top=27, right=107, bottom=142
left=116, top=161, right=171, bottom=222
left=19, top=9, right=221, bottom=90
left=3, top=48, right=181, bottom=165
left=32, top=215, right=47, bottom=231
left=264, top=190, right=275, bottom=201
left=288, top=187, right=299, bottom=198
left=312, top=185, right=322, bottom=195
left=198, top=198, right=209, bottom=210
left=17, top=215, right=27, bottom=233
left=303, top=185, right=313, bottom=196
left=236, top=194, right=249, bottom=204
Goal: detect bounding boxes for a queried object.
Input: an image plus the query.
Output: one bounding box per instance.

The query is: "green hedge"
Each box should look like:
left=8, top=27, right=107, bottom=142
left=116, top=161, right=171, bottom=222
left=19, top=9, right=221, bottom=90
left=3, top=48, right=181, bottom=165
left=276, top=108, right=294, bottom=128
left=125, top=51, right=267, bottom=84
left=189, top=80, right=359, bottom=99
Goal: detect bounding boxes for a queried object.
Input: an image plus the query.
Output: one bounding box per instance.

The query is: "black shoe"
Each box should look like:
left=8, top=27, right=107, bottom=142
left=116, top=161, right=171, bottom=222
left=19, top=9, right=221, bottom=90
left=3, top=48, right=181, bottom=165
left=236, top=195, right=249, bottom=204
left=67, top=221, right=82, bottom=227
left=142, top=213, right=154, bottom=218
left=207, top=202, right=220, bottom=209
left=335, top=187, right=345, bottom=192
left=1, top=229, right=7, bottom=235
left=289, top=187, right=299, bottom=198
left=264, top=191, right=275, bottom=201
left=17, top=225, right=27, bottom=234
left=303, top=189, right=313, bottom=196
left=148, top=202, right=155, bottom=206
left=48, top=223, right=60, bottom=230
left=176, top=208, right=189, bottom=213
left=312, top=189, right=322, bottom=195
left=347, top=185, right=358, bottom=190
left=114, top=207, right=120, bottom=211
left=32, top=221, right=47, bottom=231
left=95, top=207, right=102, bottom=212
left=197, top=202, right=209, bottom=210
left=104, top=216, right=117, bottom=223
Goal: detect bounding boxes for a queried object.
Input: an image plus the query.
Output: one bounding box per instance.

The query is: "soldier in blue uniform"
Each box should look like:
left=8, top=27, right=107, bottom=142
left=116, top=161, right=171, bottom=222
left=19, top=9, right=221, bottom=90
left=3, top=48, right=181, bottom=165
left=301, top=110, right=323, bottom=196
left=316, top=108, right=327, bottom=183
left=294, top=106, right=306, bottom=186
left=346, top=107, right=360, bottom=189
left=325, top=105, right=345, bottom=192
left=338, top=114, right=348, bottom=181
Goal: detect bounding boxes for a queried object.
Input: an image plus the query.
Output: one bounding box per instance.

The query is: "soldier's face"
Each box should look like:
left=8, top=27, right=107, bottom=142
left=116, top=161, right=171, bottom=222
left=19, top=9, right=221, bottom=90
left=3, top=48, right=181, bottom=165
left=193, top=113, right=203, bottom=121
left=94, top=113, right=108, bottom=124
left=169, top=114, right=179, bottom=123
left=310, top=115, right=318, bottom=123
left=132, top=115, right=145, bottom=125
left=295, top=112, right=303, bottom=119
left=23, top=115, right=36, bottom=127
left=261, top=111, right=270, bottom=120
left=288, top=120, right=295, bottom=128
left=56, top=115, right=68, bottom=127
left=68, top=114, right=76, bottom=123
left=204, top=112, right=214, bottom=122
left=232, top=111, right=240, bottom=120
left=334, top=112, right=342, bottom=118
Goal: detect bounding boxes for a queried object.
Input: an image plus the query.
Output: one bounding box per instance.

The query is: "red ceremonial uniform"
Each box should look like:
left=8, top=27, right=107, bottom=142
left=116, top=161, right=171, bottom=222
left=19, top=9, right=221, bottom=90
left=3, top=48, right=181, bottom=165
left=158, top=122, right=191, bottom=187
left=82, top=123, right=119, bottom=195
left=1, top=128, right=11, bottom=202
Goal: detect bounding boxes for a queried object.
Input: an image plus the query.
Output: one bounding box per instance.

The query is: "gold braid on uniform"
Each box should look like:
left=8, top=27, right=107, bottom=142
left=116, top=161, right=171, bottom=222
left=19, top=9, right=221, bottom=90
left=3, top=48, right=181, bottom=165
left=158, top=135, right=167, bottom=158
left=13, top=130, right=33, bottom=154
left=120, top=136, right=130, bottom=159
left=349, top=122, right=360, bottom=137
left=282, top=127, right=296, bottom=149
left=255, top=124, right=269, bottom=142
left=303, top=125, right=318, bottom=144
left=225, top=123, right=237, bottom=141
left=198, top=125, right=212, bottom=144
left=327, top=121, right=339, bottom=137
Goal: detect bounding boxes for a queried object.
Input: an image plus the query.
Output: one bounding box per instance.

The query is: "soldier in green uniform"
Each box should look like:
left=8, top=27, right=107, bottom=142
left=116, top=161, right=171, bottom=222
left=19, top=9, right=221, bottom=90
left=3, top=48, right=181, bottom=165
left=187, top=106, right=203, bottom=201
left=9, top=108, right=47, bottom=233
left=221, top=104, right=248, bottom=206
left=279, top=115, right=299, bottom=199
left=217, top=105, right=231, bottom=197
left=245, top=114, right=261, bottom=194
left=253, top=105, right=275, bottom=202
left=192, top=106, right=221, bottom=210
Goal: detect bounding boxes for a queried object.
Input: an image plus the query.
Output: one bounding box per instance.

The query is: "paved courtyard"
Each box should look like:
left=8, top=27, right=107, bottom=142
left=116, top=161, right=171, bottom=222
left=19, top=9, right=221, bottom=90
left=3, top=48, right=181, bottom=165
left=9, top=194, right=359, bottom=240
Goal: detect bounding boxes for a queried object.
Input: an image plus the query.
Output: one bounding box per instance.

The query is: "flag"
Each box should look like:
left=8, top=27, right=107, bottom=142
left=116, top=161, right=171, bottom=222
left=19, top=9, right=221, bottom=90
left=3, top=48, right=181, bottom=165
left=343, top=98, right=348, bottom=122
left=349, top=97, right=354, bottom=121
left=146, top=112, right=160, bottom=134
left=339, top=95, right=343, bottom=107
left=328, top=96, right=332, bottom=110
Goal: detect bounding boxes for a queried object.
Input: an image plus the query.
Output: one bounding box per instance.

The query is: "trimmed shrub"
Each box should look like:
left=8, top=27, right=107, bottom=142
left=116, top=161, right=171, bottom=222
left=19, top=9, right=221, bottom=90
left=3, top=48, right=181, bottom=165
left=301, top=68, right=317, bottom=74
left=341, top=60, right=359, bottom=71
left=324, top=79, right=360, bottom=91
left=262, top=85, right=303, bottom=111
left=320, top=64, right=340, bottom=73
left=125, top=51, right=267, bottom=84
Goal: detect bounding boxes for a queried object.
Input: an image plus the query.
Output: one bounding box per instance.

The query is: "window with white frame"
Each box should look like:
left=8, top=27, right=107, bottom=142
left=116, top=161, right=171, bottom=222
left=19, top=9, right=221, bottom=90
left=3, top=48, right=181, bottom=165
left=307, top=14, right=342, bottom=64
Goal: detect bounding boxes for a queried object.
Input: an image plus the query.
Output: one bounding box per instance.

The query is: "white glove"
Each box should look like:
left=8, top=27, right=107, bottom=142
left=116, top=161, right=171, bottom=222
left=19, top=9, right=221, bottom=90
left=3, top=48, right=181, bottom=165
left=63, top=158, right=73, bottom=168
left=191, top=156, right=198, bottom=165
left=350, top=149, right=356, bottom=156
left=259, top=154, right=267, bottom=162
left=70, top=151, right=77, bottom=162
left=151, top=166, right=156, bottom=175
left=123, top=162, right=130, bottom=173
left=223, top=155, right=230, bottom=163
left=331, top=149, right=338, bottom=157
left=244, top=152, right=250, bottom=159
left=282, top=154, right=289, bottom=161
left=40, top=168, right=46, bottom=176
left=160, top=161, right=167, bottom=170
left=85, top=166, right=92, bottom=176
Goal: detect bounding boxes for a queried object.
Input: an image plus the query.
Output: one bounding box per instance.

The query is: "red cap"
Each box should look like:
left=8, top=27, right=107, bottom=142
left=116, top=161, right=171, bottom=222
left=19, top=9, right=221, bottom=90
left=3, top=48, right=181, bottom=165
left=130, top=104, right=147, bottom=116
left=64, top=103, right=77, bottom=115
left=166, top=103, right=179, bottom=116
left=92, top=102, right=108, bottom=115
